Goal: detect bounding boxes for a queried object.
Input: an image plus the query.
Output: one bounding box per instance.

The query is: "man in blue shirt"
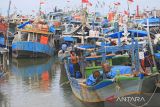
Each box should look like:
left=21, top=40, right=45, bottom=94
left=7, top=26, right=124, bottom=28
left=86, top=63, right=112, bottom=86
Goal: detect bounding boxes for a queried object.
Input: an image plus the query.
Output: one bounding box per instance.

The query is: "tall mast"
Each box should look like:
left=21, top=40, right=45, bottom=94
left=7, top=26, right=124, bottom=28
left=146, top=18, right=157, bottom=70
left=127, top=0, right=130, bottom=17
left=6, top=0, right=11, bottom=49
left=39, top=2, right=42, bottom=16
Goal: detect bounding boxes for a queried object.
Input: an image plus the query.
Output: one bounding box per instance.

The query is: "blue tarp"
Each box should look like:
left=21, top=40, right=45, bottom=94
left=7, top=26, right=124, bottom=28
left=78, top=44, right=96, bottom=49
left=86, top=66, right=132, bottom=86
left=18, top=21, right=31, bottom=29
left=140, top=17, right=160, bottom=24
left=134, top=17, right=160, bottom=24
left=63, top=37, right=75, bottom=42
left=155, top=53, right=160, bottom=59
left=107, top=66, right=132, bottom=78
left=49, top=26, right=55, bottom=33
left=106, top=30, right=147, bottom=38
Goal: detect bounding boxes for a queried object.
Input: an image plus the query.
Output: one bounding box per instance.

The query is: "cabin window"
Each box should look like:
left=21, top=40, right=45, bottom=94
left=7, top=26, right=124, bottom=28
left=86, top=38, right=98, bottom=44
left=49, top=15, right=52, bottom=20
left=85, top=60, right=102, bottom=67
left=36, top=34, right=41, bottom=42
left=28, top=33, right=36, bottom=42
left=21, top=32, right=28, bottom=41
left=73, top=37, right=82, bottom=44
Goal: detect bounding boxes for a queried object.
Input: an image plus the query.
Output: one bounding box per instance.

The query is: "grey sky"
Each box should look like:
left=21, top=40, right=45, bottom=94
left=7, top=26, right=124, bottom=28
left=0, top=0, right=160, bottom=16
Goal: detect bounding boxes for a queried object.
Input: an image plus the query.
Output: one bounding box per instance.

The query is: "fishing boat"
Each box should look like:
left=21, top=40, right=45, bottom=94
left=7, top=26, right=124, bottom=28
left=47, top=10, right=64, bottom=36
left=12, top=22, right=55, bottom=58
left=0, top=17, right=14, bottom=49
left=64, top=34, right=159, bottom=102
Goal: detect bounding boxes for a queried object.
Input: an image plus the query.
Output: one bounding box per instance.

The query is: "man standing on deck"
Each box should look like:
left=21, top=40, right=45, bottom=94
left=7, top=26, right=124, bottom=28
left=70, top=51, right=80, bottom=77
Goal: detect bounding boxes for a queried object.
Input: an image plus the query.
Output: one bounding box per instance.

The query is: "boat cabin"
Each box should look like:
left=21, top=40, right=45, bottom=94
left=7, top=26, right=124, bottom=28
left=47, top=12, right=64, bottom=22
left=13, top=30, right=55, bottom=46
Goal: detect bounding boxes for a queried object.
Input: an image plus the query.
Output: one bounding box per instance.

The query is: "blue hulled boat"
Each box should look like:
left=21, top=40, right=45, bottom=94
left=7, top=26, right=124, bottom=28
left=12, top=29, right=55, bottom=58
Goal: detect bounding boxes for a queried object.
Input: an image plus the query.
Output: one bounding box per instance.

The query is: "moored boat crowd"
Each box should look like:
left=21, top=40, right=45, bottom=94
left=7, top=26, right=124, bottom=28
left=0, top=1, right=160, bottom=105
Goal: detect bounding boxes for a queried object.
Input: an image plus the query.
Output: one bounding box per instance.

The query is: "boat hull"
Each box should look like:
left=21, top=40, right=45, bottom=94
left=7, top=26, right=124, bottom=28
left=12, top=41, right=54, bottom=58
left=65, top=63, right=159, bottom=102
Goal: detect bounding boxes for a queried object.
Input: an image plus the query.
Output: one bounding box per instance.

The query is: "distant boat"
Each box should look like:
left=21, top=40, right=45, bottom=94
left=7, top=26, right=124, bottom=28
left=134, top=17, right=160, bottom=27
left=47, top=11, right=64, bottom=35
left=0, top=18, right=14, bottom=49
left=12, top=28, right=55, bottom=58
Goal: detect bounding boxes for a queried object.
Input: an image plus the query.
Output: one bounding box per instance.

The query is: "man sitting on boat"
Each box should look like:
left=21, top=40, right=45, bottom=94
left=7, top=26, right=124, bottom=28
left=86, top=63, right=112, bottom=86
left=70, top=51, right=81, bottom=78
left=86, top=63, right=132, bottom=86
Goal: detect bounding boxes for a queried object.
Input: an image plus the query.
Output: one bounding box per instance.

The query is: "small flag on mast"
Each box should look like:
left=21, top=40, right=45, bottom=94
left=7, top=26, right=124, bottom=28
left=87, top=2, right=92, bottom=6
left=128, top=0, right=134, bottom=3
left=82, top=0, right=89, bottom=3
left=114, top=2, right=120, bottom=6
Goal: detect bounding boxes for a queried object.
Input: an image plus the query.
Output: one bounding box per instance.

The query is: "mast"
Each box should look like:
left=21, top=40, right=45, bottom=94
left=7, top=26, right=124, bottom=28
left=127, top=0, right=130, bottom=17
left=146, top=18, right=157, bottom=70
left=6, top=0, right=11, bottom=49
left=39, top=2, right=42, bottom=16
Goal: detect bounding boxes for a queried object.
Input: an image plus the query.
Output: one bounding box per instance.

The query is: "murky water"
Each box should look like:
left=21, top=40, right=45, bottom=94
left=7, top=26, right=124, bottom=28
left=0, top=57, right=104, bottom=107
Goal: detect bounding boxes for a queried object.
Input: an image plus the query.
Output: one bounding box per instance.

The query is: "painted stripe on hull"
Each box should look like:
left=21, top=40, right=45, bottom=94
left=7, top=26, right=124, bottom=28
left=12, top=41, right=54, bottom=58
left=65, top=62, right=159, bottom=102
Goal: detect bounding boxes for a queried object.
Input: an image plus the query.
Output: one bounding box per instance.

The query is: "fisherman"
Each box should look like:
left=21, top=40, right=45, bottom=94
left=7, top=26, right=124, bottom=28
left=70, top=51, right=80, bottom=77
left=86, top=63, right=112, bottom=86
left=101, top=63, right=112, bottom=78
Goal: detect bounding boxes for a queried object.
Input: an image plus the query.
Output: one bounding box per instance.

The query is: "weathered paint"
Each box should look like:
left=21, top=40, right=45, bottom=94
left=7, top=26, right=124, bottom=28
left=65, top=61, right=159, bottom=102
left=12, top=41, right=54, bottom=57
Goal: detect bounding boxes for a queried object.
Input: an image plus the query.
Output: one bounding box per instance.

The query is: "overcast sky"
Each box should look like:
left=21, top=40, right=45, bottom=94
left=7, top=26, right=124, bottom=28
left=0, top=0, right=160, bottom=16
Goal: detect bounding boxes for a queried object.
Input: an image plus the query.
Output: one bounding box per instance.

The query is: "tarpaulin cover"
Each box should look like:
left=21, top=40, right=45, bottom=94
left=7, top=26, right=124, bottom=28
left=155, top=53, right=160, bottom=59
left=86, top=66, right=132, bottom=86
left=106, top=30, right=147, bottom=38
left=18, top=21, right=31, bottom=29
left=107, top=66, right=132, bottom=78
left=63, top=37, right=75, bottom=42
left=40, top=36, right=48, bottom=44
left=49, top=26, right=55, bottom=33
left=78, top=44, right=96, bottom=49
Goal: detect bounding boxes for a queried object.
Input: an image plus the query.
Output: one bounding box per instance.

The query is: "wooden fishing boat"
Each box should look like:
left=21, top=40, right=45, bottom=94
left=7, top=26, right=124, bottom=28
left=64, top=39, right=159, bottom=102
left=12, top=28, right=55, bottom=58
left=0, top=18, right=14, bottom=49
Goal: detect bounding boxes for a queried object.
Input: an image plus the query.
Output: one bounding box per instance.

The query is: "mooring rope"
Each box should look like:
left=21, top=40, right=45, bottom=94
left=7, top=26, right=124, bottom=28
left=115, top=77, right=158, bottom=107
left=60, top=81, right=70, bottom=87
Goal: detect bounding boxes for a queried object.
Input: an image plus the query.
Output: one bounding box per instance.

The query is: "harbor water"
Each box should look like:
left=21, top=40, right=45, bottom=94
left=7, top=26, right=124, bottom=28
left=0, top=57, right=104, bottom=107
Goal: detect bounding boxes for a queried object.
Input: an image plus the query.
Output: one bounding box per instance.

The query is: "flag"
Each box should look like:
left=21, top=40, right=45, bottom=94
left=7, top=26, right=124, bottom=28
left=128, top=0, right=134, bottom=3
left=32, top=10, right=35, bottom=13
left=82, top=0, right=88, bottom=3
left=67, top=0, right=70, bottom=2
left=114, top=2, right=120, bottom=6
left=124, top=10, right=129, bottom=15
left=40, top=2, right=45, bottom=4
left=40, top=0, right=46, bottom=4
left=87, top=2, right=92, bottom=6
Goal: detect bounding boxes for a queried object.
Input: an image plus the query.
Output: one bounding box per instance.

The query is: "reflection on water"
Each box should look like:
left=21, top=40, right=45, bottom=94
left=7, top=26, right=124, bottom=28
left=0, top=57, right=104, bottom=107
left=0, top=92, right=10, bottom=107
